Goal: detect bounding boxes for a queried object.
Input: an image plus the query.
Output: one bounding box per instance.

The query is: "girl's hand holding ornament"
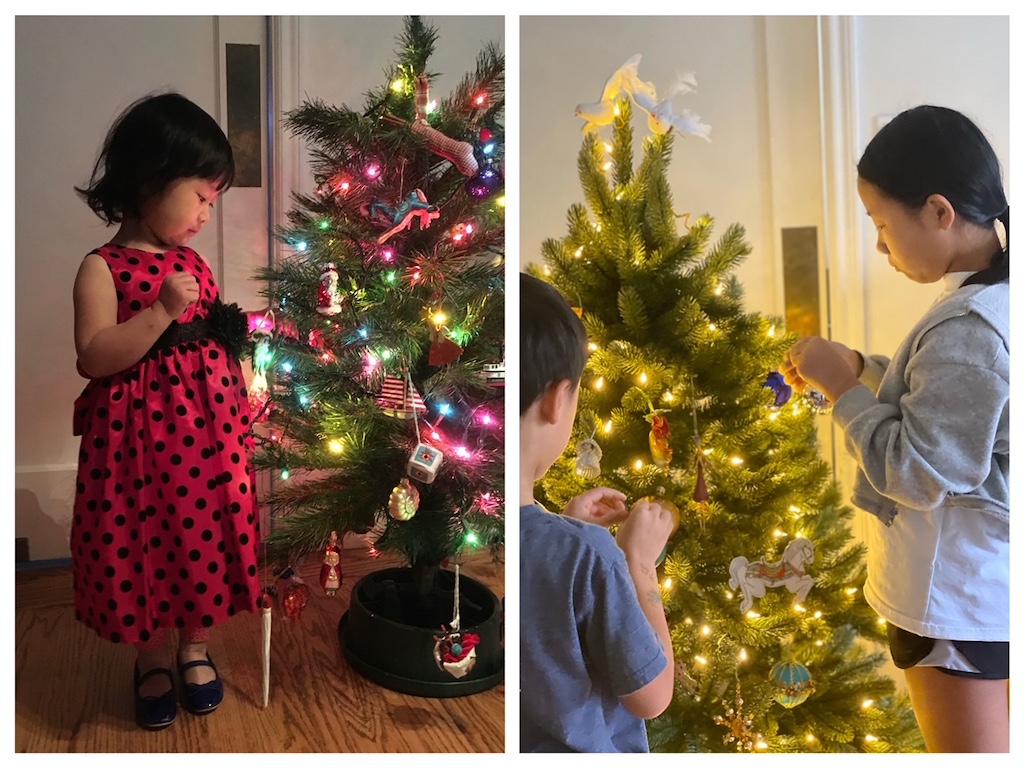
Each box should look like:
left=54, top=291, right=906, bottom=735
left=156, top=272, right=200, bottom=318
left=781, top=336, right=863, bottom=404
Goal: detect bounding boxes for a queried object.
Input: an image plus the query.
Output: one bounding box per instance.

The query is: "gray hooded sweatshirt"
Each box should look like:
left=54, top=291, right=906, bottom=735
left=832, top=279, right=1008, bottom=641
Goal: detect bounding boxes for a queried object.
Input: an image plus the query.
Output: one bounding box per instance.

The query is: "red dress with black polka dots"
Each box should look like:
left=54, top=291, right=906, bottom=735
left=71, top=244, right=261, bottom=645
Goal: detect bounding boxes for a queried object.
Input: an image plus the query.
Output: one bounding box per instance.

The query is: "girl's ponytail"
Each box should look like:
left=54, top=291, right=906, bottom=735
left=998, top=205, right=1009, bottom=251
left=962, top=205, right=1009, bottom=287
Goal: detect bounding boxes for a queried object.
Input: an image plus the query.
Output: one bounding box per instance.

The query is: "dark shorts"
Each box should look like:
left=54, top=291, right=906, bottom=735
left=887, top=624, right=1009, bottom=680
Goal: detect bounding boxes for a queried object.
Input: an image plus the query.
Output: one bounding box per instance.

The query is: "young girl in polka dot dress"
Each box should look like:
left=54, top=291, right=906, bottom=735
left=71, top=92, right=260, bottom=730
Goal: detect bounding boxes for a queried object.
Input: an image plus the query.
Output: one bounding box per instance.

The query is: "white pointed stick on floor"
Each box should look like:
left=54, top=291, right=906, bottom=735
left=262, top=596, right=272, bottom=707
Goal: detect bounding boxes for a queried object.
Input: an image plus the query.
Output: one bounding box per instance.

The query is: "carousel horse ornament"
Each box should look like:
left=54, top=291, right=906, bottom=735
left=728, top=537, right=816, bottom=613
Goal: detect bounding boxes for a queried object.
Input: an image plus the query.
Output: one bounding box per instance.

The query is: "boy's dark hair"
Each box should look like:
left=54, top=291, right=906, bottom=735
left=76, top=92, right=235, bottom=225
left=520, top=272, right=588, bottom=415
left=858, top=105, right=1008, bottom=285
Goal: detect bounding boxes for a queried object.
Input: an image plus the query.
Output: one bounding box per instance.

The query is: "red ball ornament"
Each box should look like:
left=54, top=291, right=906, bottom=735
left=479, top=128, right=493, bottom=142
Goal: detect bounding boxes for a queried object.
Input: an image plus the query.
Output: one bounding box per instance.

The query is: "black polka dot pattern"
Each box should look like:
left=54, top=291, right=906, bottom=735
left=71, top=244, right=260, bottom=644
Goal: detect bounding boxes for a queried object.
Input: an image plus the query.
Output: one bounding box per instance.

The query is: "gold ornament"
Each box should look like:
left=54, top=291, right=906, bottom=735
left=713, top=681, right=764, bottom=752
left=388, top=478, right=420, bottom=520
left=642, top=487, right=681, bottom=567
left=641, top=487, right=681, bottom=536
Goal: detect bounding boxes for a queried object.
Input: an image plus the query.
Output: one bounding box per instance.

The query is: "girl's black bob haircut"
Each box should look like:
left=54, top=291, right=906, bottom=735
left=76, top=91, right=235, bottom=225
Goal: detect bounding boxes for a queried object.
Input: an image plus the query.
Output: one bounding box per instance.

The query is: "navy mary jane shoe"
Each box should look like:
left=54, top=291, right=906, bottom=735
left=134, top=665, right=177, bottom=730
left=178, top=653, right=224, bottom=715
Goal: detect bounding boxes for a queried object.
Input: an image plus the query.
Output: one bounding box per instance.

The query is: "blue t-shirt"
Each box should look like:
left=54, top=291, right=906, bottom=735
left=520, top=503, right=667, bottom=752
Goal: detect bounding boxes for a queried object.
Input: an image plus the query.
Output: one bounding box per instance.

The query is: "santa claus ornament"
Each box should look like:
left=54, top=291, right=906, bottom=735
left=317, top=263, right=343, bottom=316
left=320, top=531, right=342, bottom=596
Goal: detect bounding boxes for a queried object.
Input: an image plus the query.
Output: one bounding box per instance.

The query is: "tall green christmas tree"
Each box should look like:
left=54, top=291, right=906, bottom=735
left=530, top=96, right=923, bottom=751
left=251, top=17, right=504, bottom=612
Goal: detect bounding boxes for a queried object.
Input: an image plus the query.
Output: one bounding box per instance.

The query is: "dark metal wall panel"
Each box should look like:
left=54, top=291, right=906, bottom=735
left=226, top=42, right=262, bottom=188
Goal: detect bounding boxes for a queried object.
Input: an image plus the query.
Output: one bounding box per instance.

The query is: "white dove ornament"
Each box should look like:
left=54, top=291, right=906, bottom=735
left=574, top=53, right=645, bottom=133
left=632, top=73, right=712, bottom=141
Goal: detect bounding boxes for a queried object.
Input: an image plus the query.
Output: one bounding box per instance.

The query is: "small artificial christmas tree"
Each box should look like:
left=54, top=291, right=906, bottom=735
left=530, top=72, right=923, bottom=751
left=252, top=16, right=505, bottom=695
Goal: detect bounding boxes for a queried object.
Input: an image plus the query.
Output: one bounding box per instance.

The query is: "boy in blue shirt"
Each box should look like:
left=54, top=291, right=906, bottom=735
left=519, top=272, right=675, bottom=752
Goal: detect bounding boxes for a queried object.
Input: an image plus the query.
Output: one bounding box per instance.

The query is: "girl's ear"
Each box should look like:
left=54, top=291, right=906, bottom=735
left=924, top=193, right=956, bottom=231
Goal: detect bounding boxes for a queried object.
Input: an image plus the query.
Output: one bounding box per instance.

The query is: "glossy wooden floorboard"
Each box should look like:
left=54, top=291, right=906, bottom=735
left=15, top=551, right=505, bottom=753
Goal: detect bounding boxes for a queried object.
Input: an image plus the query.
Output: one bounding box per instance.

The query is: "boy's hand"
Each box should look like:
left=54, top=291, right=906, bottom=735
left=615, top=499, right=675, bottom=567
left=563, top=487, right=628, bottom=527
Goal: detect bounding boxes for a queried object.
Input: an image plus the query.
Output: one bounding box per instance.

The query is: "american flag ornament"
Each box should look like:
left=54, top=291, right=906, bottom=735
left=377, top=374, right=427, bottom=419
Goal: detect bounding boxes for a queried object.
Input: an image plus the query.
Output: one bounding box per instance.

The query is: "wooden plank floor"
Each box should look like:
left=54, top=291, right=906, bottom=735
left=15, top=549, right=505, bottom=753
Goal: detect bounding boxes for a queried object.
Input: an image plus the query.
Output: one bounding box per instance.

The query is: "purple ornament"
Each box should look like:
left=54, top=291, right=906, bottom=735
left=465, top=164, right=503, bottom=199
left=764, top=372, right=792, bottom=408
